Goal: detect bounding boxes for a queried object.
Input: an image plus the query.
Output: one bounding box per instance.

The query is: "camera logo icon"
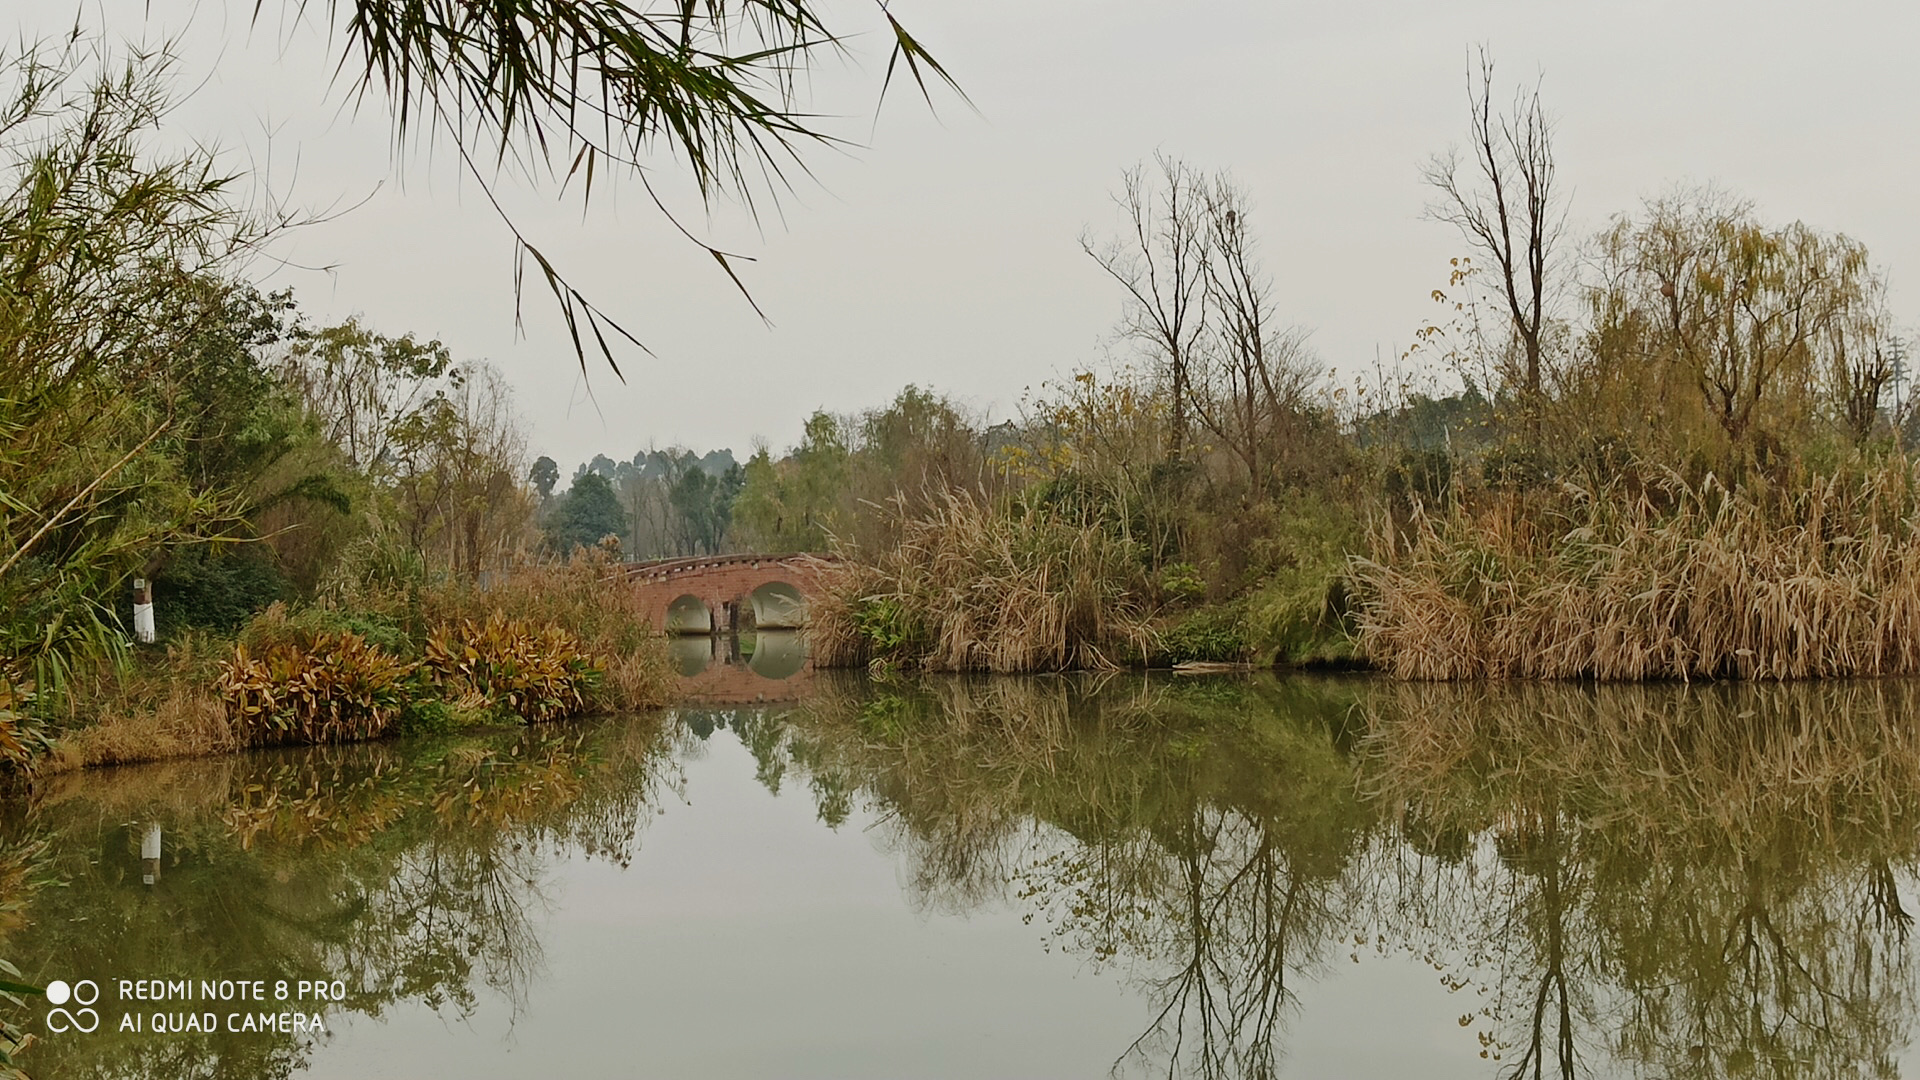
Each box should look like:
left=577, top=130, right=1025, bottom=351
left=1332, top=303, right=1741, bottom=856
left=45, top=979, right=99, bottom=1034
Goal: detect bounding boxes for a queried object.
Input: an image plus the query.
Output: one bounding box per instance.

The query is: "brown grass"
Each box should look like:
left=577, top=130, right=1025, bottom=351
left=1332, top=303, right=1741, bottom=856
left=44, top=636, right=239, bottom=772
left=1353, top=461, right=1920, bottom=679
left=810, top=490, right=1157, bottom=672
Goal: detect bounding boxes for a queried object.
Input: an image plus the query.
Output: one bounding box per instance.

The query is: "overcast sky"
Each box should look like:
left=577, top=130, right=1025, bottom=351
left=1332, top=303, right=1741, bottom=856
left=10, top=1, right=1920, bottom=470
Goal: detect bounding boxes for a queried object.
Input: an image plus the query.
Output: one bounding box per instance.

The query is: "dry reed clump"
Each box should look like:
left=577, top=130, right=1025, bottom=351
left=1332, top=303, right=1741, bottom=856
left=46, top=679, right=236, bottom=771
left=423, top=551, right=673, bottom=710
left=1353, top=462, right=1920, bottom=679
left=809, top=490, right=1156, bottom=673
left=43, top=635, right=241, bottom=771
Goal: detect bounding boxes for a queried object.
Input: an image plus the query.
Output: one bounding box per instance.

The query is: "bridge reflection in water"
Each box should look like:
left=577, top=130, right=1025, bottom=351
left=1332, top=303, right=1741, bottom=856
left=669, top=629, right=812, bottom=703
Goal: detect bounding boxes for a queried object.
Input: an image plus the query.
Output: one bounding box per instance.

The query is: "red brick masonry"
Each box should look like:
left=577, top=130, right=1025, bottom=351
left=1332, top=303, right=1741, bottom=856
left=624, top=553, right=839, bottom=633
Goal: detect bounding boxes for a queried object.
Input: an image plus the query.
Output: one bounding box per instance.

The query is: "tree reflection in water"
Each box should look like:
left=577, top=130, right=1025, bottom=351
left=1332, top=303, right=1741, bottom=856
left=742, top=674, right=1920, bottom=1080
left=6, top=676, right=1920, bottom=1078
left=740, top=674, right=1372, bottom=1079
left=1361, top=681, right=1920, bottom=1080
left=0, top=717, right=689, bottom=1079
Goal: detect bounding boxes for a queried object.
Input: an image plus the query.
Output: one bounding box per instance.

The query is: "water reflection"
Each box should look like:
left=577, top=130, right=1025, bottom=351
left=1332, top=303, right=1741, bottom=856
left=739, top=676, right=1920, bottom=1079
left=744, top=630, right=806, bottom=680
left=1359, top=681, right=1920, bottom=1079
left=668, top=630, right=809, bottom=680
left=666, top=635, right=716, bottom=676
left=5, top=676, right=1920, bottom=1078
left=2, top=719, right=689, bottom=1079
left=673, top=629, right=813, bottom=702
left=750, top=675, right=1371, bottom=1078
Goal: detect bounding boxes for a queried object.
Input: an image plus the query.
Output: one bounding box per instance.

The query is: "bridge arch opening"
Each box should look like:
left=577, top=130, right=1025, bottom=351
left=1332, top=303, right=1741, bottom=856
left=747, top=581, right=807, bottom=629
left=664, top=594, right=713, bottom=635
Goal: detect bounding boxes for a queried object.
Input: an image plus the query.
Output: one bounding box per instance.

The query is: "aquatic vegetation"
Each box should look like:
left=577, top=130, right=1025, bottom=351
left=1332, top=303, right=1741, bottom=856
left=64, top=552, right=674, bottom=763
left=217, top=633, right=415, bottom=746
left=416, top=552, right=673, bottom=712
left=215, top=615, right=606, bottom=747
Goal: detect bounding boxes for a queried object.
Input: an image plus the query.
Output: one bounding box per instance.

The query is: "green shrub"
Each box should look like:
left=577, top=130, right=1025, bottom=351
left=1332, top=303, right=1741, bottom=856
left=852, top=597, right=927, bottom=658
left=152, top=546, right=289, bottom=635
left=239, top=602, right=411, bottom=655
left=1156, top=562, right=1207, bottom=604
left=395, top=696, right=496, bottom=737
left=396, top=698, right=458, bottom=737
left=1241, top=496, right=1362, bottom=665
left=1160, top=607, right=1248, bottom=664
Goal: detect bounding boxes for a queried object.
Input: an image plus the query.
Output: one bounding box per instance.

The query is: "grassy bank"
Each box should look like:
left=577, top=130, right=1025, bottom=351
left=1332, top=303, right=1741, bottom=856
left=812, top=454, right=1920, bottom=680
left=1353, top=461, right=1920, bottom=680
left=33, top=554, right=673, bottom=774
left=808, top=486, right=1361, bottom=675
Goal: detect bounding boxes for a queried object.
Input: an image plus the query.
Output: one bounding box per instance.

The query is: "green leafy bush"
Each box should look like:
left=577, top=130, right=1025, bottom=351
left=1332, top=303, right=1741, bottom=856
left=1157, top=562, right=1208, bottom=604
left=852, top=597, right=927, bottom=658
left=152, top=546, right=288, bottom=635
left=239, top=602, right=411, bottom=655
left=395, top=696, right=495, bottom=737
left=1160, top=607, right=1249, bottom=664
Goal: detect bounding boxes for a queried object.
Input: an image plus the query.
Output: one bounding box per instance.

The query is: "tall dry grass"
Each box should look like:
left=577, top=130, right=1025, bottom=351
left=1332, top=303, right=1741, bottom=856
left=809, top=490, right=1156, bottom=672
left=1354, top=462, right=1920, bottom=679
left=419, top=552, right=674, bottom=710
left=43, top=635, right=239, bottom=771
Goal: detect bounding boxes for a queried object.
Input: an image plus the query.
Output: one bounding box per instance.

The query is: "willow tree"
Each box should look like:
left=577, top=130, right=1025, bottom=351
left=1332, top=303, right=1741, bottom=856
left=1587, top=190, right=1878, bottom=455
left=301, top=0, right=964, bottom=373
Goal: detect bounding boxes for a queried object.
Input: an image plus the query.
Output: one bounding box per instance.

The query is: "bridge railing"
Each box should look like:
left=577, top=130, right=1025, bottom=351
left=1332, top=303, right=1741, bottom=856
left=621, top=553, right=840, bottom=579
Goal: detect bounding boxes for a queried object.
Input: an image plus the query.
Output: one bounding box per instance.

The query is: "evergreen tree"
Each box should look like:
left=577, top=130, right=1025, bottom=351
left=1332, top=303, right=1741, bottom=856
left=529, top=456, right=559, bottom=500
left=544, top=471, right=625, bottom=553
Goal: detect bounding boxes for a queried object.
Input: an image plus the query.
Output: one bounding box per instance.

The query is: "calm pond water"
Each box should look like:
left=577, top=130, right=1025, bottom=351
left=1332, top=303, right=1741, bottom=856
left=12, top=643, right=1920, bottom=1078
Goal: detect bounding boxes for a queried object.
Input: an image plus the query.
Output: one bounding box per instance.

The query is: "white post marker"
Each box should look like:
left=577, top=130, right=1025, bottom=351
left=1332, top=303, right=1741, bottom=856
left=132, top=578, right=155, bottom=644
left=141, top=822, right=162, bottom=886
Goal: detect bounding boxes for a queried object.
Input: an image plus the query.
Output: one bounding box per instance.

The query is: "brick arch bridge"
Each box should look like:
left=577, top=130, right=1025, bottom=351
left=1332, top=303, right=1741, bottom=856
left=624, top=553, right=839, bottom=634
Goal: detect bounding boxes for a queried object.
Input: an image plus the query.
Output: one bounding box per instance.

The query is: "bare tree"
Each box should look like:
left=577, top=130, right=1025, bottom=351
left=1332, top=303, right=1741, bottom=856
left=1084, top=154, right=1212, bottom=458
left=1425, top=49, right=1563, bottom=425
left=1192, top=174, right=1320, bottom=496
